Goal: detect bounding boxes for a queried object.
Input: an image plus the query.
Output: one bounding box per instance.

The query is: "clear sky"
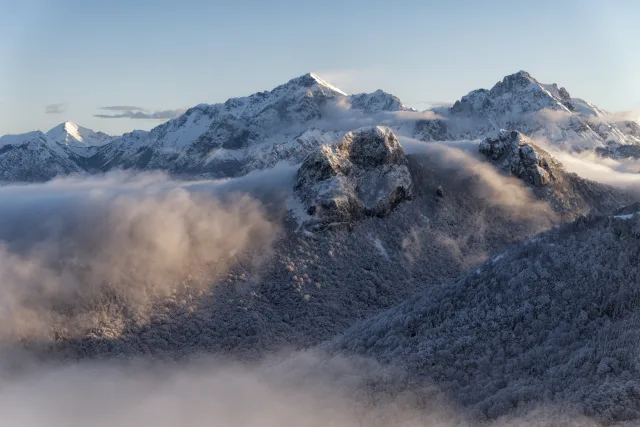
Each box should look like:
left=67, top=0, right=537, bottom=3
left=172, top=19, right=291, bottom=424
left=1, top=0, right=639, bottom=136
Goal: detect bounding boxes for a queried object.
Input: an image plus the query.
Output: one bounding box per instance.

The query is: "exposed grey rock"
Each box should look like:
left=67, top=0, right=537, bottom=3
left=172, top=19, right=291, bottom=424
left=479, top=130, right=561, bottom=186
left=294, top=127, right=414, bottom=225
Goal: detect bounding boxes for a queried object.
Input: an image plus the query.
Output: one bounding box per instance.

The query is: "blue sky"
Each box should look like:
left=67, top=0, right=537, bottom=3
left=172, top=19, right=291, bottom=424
left=1, top=0, right=639, bottom=135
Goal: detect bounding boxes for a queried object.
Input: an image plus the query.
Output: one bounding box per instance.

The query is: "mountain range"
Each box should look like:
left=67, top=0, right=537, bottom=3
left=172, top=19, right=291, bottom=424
left=2, top=70, right=640, bottom=183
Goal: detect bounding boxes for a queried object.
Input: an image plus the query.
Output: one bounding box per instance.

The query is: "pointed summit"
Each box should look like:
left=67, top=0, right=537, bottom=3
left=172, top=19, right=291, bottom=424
left=279, top=72, right=348, bottom=96
left=451, top=70, right=575, bottom=117
left=308, top=72, right=348, bottom=96
left=514, top=70, right=536, bottom=80
left=62, top=121, right=83, bottom=142
left=488, top=70, right=540, bottom=97
left=46, top=121, right=113, bottom=147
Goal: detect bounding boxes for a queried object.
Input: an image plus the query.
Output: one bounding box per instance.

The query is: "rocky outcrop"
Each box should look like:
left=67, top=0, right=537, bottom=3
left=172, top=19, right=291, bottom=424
left=294, top=126, right=413, bottom=226
left=479, top=130, right=561, bottom=186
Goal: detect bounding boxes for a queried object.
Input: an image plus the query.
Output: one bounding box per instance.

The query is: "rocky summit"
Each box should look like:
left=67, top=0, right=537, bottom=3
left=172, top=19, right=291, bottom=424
left=479, top=130, right=562, bottom=187
left=294, top=126, right=413, bottom=227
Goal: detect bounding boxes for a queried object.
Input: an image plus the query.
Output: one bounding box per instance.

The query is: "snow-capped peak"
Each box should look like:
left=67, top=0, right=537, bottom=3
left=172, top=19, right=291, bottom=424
left=308, top=72, right=349, bottom=96
left=277, top=73, right=349, bottom=97
left=484, top=71, right=607, bottom=118
left=46, top=121, right=113, bottom=147
left=63, top=121, right=83, bottom=142
left=451, top=70, right=582, bottom=118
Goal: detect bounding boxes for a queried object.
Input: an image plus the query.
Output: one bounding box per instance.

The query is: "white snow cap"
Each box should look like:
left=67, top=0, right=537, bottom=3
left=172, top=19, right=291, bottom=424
left=308, top=72, right=348, bottom=96
left=45, top=121, right=113, bottom=147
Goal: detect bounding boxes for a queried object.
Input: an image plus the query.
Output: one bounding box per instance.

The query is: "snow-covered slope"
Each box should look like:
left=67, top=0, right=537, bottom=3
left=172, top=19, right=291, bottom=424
left=90, top=129, right=150, bottom=170
left=0, top=131, right=85, bottom=182
left=0, top=121, right=119, bottom=181
left=0, top=121, right=121, bottom=181
left=349, top=89, right=406, bottom=113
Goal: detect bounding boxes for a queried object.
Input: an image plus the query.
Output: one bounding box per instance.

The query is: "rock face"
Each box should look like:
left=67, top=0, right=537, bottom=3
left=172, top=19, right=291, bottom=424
left=294, top=127, right=413, bottom=225
left=479, top=130, right=561, bottom=186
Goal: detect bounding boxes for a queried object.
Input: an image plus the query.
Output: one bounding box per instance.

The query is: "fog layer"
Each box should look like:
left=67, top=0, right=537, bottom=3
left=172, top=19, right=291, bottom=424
left=0, top=171, right=278, bottom=341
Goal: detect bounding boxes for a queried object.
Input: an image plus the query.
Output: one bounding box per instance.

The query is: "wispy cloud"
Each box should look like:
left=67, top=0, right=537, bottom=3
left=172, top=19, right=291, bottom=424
left=95, top=106, right=186, bottom=120
left=412, top=100, right=453, bottom=109
left=100, top=105, right=145, bottom=112
left=589, top=109, right=640, bottom=124
left=45, top=103, right=67, bottom=114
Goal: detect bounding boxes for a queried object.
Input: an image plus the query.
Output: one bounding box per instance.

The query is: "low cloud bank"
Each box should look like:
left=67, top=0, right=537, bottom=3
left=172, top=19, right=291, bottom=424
left=0, top=349, right=603, bottom=427
left=534, top=139, right=640, bottom=191
left=400, top=136, right=554, bottom=219
left=0, top=171, right=278, bottom=342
